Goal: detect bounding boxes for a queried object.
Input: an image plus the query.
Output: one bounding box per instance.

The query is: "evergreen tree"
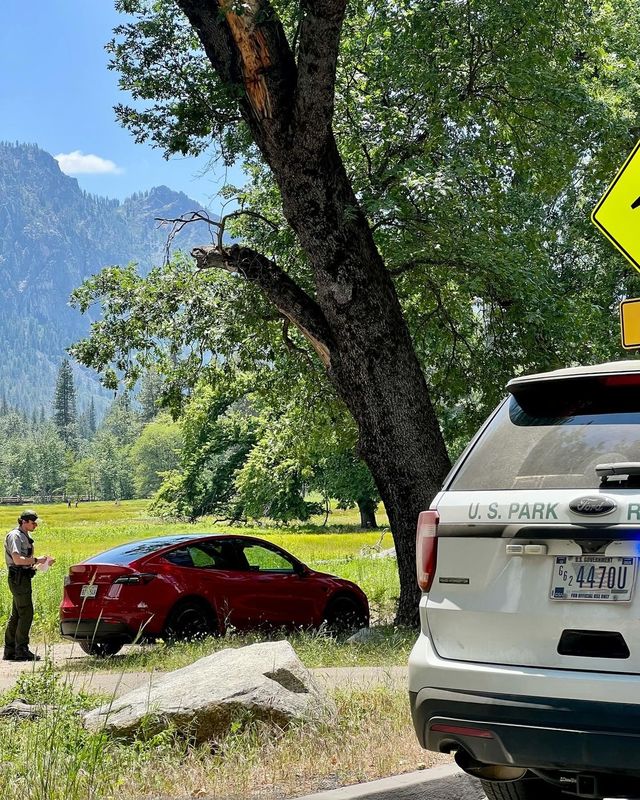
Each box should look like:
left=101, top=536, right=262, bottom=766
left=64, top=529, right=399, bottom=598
left=138, top=370, right=165, bottom=422
left=77, top=397, right=98, bottom=442
left=53, top=359, right=78, bottom=451
left=88, top=397, right=97, bottom=434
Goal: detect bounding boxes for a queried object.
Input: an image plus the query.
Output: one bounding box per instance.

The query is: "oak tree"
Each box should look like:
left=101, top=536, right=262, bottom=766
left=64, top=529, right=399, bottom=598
left=75, top=0, right=640, bottom=623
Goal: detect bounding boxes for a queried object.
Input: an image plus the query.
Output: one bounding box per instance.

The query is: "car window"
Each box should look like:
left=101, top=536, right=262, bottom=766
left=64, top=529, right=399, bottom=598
left=164, top=541, right=239, bottom=570
left=189, top=546, right=216, bottom=568
left=191, top=542, right=238, bottom=570
left=162, top=547, right=194, bottom=568
left=240, top=543, right=296, bottom=573
left=450, top=395, right=640, bottom=491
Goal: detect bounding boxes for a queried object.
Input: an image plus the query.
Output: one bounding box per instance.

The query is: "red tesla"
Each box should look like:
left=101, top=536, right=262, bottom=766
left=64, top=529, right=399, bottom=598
left=60, top=533, right=369, bottom=656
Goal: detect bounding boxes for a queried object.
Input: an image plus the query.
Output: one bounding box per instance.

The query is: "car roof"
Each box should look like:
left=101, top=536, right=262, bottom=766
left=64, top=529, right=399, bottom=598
left=83, top=532, right=296, bottom=565
left=507, top=360, right=640, bottom=391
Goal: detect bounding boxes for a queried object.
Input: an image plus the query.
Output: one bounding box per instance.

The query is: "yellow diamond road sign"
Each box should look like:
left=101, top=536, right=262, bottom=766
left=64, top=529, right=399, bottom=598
left=592, top=140, right=640, bottom=274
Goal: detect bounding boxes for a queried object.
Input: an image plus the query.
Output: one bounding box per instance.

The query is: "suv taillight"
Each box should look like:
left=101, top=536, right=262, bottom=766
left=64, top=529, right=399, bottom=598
left=416, top=510, right=439, bottom=592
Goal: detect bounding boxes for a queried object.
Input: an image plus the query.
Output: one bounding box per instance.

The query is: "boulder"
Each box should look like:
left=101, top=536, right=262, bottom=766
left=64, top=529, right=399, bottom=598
left=83, top=640, right=336, bottom=742
left=346, top=626, right=389, bottom=644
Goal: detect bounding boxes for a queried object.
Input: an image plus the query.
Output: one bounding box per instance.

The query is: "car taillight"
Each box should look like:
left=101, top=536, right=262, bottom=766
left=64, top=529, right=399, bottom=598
left=113, top=573, right=156, bottom=585
left=416, top=510, right=439, bottom=592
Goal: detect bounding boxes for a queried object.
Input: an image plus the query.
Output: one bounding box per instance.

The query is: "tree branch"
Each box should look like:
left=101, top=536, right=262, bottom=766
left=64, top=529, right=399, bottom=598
left=156, top=208, right=280, bottom=263
left=176, top=0, right=297, bottom=144
left=192, top=244, right=334, bottom=366
left=294, top=0, right=348, bottom=153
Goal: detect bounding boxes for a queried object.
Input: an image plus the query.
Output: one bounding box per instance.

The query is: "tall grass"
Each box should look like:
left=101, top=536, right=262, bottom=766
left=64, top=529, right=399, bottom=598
left=0, top=666, right=444, bottom=800
left=67, top=625, right=417, bottom=673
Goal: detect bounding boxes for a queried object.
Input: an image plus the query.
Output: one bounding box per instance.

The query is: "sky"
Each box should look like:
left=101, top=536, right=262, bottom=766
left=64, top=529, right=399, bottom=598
left=0, top=1, right=240, bottom=210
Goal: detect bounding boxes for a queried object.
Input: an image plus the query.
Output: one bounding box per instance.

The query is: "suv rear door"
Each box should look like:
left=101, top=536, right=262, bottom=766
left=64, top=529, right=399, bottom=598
left=426, top=367, right=640, bottom=674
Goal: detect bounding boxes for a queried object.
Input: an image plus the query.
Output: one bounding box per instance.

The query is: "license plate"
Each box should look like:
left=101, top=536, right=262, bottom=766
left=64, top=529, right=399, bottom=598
left=80, top=584, right=98, bottom=598
left=551, top=556, right=637, bottom=602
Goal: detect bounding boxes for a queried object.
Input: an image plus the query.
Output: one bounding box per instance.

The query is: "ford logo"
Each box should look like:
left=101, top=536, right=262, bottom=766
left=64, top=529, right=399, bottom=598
left=569, top=496, right=617, bottom=516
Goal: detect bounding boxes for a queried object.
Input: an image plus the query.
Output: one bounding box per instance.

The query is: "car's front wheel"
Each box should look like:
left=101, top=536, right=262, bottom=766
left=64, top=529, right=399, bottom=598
left=323, top=595, right=368, bottom=635
left=78, top=640, right=124, bottom=657
left=481, top=776, right=572, bottom=800
left=164, top=600, right=216, bottom=642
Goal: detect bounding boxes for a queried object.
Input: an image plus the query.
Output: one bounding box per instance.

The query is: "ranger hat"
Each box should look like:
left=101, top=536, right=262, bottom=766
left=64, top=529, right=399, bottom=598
left=19, top=509, right=38, bottom=522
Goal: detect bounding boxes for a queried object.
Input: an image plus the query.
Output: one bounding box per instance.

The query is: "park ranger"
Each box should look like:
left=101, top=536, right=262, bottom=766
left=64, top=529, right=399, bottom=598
left=3, top=510, right=53, bottom=661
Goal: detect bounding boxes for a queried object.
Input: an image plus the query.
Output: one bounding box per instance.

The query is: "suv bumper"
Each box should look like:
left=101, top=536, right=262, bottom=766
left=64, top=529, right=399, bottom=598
left=409, top=629, right=640, bottom=777
left=411, top=685, right=640, bottom=776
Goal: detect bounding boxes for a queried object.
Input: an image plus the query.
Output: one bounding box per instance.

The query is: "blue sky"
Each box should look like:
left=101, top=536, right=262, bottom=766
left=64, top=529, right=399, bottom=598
left=0, top=1, right=238, bottom=209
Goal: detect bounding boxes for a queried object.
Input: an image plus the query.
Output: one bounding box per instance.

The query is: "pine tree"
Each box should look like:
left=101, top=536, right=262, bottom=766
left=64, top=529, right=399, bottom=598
left=88, top=397, right=97, bottom=434
left=53, top=359, right=78, bottom=451
left=138, top=370, right=165, bottom=422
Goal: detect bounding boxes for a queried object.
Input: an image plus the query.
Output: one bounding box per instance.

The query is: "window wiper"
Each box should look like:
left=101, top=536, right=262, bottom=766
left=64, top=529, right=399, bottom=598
left=596, top=462, right=640, bottom=483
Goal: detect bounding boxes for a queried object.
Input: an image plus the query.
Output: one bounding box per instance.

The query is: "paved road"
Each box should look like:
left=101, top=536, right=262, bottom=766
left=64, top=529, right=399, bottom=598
left=295, top=765, right=485, bottom=800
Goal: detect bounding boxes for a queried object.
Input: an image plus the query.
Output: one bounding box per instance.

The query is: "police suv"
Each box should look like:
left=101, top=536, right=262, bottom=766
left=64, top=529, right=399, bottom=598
left=409, top=361, right=640, bottom=800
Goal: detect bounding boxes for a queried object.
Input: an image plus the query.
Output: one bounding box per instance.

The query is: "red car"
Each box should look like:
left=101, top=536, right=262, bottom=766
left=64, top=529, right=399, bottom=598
left=60, top=533, right=369, bottom=656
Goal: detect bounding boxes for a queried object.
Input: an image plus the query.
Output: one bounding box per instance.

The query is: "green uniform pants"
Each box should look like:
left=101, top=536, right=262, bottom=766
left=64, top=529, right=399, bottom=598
left=4, top=569, right=34, bottom=654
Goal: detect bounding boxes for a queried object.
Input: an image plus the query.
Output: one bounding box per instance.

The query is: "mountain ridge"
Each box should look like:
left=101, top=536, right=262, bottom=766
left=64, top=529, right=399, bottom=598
left=0, top=141, right=211, bottom=414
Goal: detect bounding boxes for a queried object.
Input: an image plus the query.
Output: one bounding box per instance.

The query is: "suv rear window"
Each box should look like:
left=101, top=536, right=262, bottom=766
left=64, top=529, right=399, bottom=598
left=449, top=376, right=640, bottom=491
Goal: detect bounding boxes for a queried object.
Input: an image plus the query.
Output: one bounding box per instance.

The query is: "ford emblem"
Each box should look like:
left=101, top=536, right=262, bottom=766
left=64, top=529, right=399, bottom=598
left=569, top=496, right=617, bottom=516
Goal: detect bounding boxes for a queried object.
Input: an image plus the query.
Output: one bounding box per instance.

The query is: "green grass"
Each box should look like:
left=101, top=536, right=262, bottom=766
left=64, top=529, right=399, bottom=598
left=0, top=503, right=420, bottom=800
left=68, top=625, right=416, bottom=673
left=0, top=500, right=399, bottom=643
left=0, top=665, right=441, bottom=800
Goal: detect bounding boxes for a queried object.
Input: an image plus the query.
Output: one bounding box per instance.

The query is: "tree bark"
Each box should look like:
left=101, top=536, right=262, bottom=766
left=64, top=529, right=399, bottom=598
left=178, top=0, right=452, bottom=625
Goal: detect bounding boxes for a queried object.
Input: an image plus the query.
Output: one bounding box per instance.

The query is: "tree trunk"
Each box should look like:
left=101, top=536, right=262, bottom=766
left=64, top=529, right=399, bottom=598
left=357, top=498, right=377, bottom=530
left=178, top=0, right=452, bottom=625
left=277, top=143, right=452, bottom=625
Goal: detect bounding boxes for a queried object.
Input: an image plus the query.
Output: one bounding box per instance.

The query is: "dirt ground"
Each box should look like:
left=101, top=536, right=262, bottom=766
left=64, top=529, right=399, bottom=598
left=0, top=641, right=409, bottom=697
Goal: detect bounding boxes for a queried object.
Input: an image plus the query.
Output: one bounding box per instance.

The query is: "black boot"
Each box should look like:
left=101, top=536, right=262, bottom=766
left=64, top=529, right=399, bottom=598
left=14, top=649, right=40, bottom=662
left=2, top=650, right=14, bottom=661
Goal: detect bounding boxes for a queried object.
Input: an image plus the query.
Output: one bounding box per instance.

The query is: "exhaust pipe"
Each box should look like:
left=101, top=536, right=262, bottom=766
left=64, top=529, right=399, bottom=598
left=455, top=750, right=526, bottom=782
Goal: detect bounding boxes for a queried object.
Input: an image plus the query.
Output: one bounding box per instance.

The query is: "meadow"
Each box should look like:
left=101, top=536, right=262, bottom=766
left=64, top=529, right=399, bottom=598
left=0, top=500, right=401, bottom=648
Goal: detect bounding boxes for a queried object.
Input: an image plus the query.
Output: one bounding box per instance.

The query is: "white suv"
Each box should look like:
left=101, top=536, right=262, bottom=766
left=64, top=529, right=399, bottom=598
left=409, top=361, right=640, bottom=800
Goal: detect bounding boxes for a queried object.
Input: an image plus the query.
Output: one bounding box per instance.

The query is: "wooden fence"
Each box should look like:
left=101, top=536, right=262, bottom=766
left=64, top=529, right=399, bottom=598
left=0, top=496, right=92, bottom=505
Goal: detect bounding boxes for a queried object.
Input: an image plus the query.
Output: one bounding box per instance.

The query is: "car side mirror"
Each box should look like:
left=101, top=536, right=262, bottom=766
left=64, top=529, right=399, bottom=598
left=294, top=563, right=308, bottom=577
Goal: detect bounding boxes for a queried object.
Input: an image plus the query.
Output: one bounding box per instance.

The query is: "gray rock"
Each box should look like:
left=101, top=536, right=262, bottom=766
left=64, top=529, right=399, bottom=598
left=83, top=640, right=336, bottom=742
left=346, top=627, right=387, bottom=644
left=0, top=699, right=56, bottom=719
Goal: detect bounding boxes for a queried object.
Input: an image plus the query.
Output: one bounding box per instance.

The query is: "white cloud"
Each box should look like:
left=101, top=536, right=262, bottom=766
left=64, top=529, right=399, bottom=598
left=54, top=151, right=124, bottom=175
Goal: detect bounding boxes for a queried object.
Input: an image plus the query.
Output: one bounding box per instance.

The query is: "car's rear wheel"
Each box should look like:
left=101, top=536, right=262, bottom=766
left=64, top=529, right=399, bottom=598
left=323, top=595, right=368, bottom=635
left=480, top=777, right=570, bottom=800
left=164, top=600, right=216, bottom=642
left=78, top=640, right=124, bottom=657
